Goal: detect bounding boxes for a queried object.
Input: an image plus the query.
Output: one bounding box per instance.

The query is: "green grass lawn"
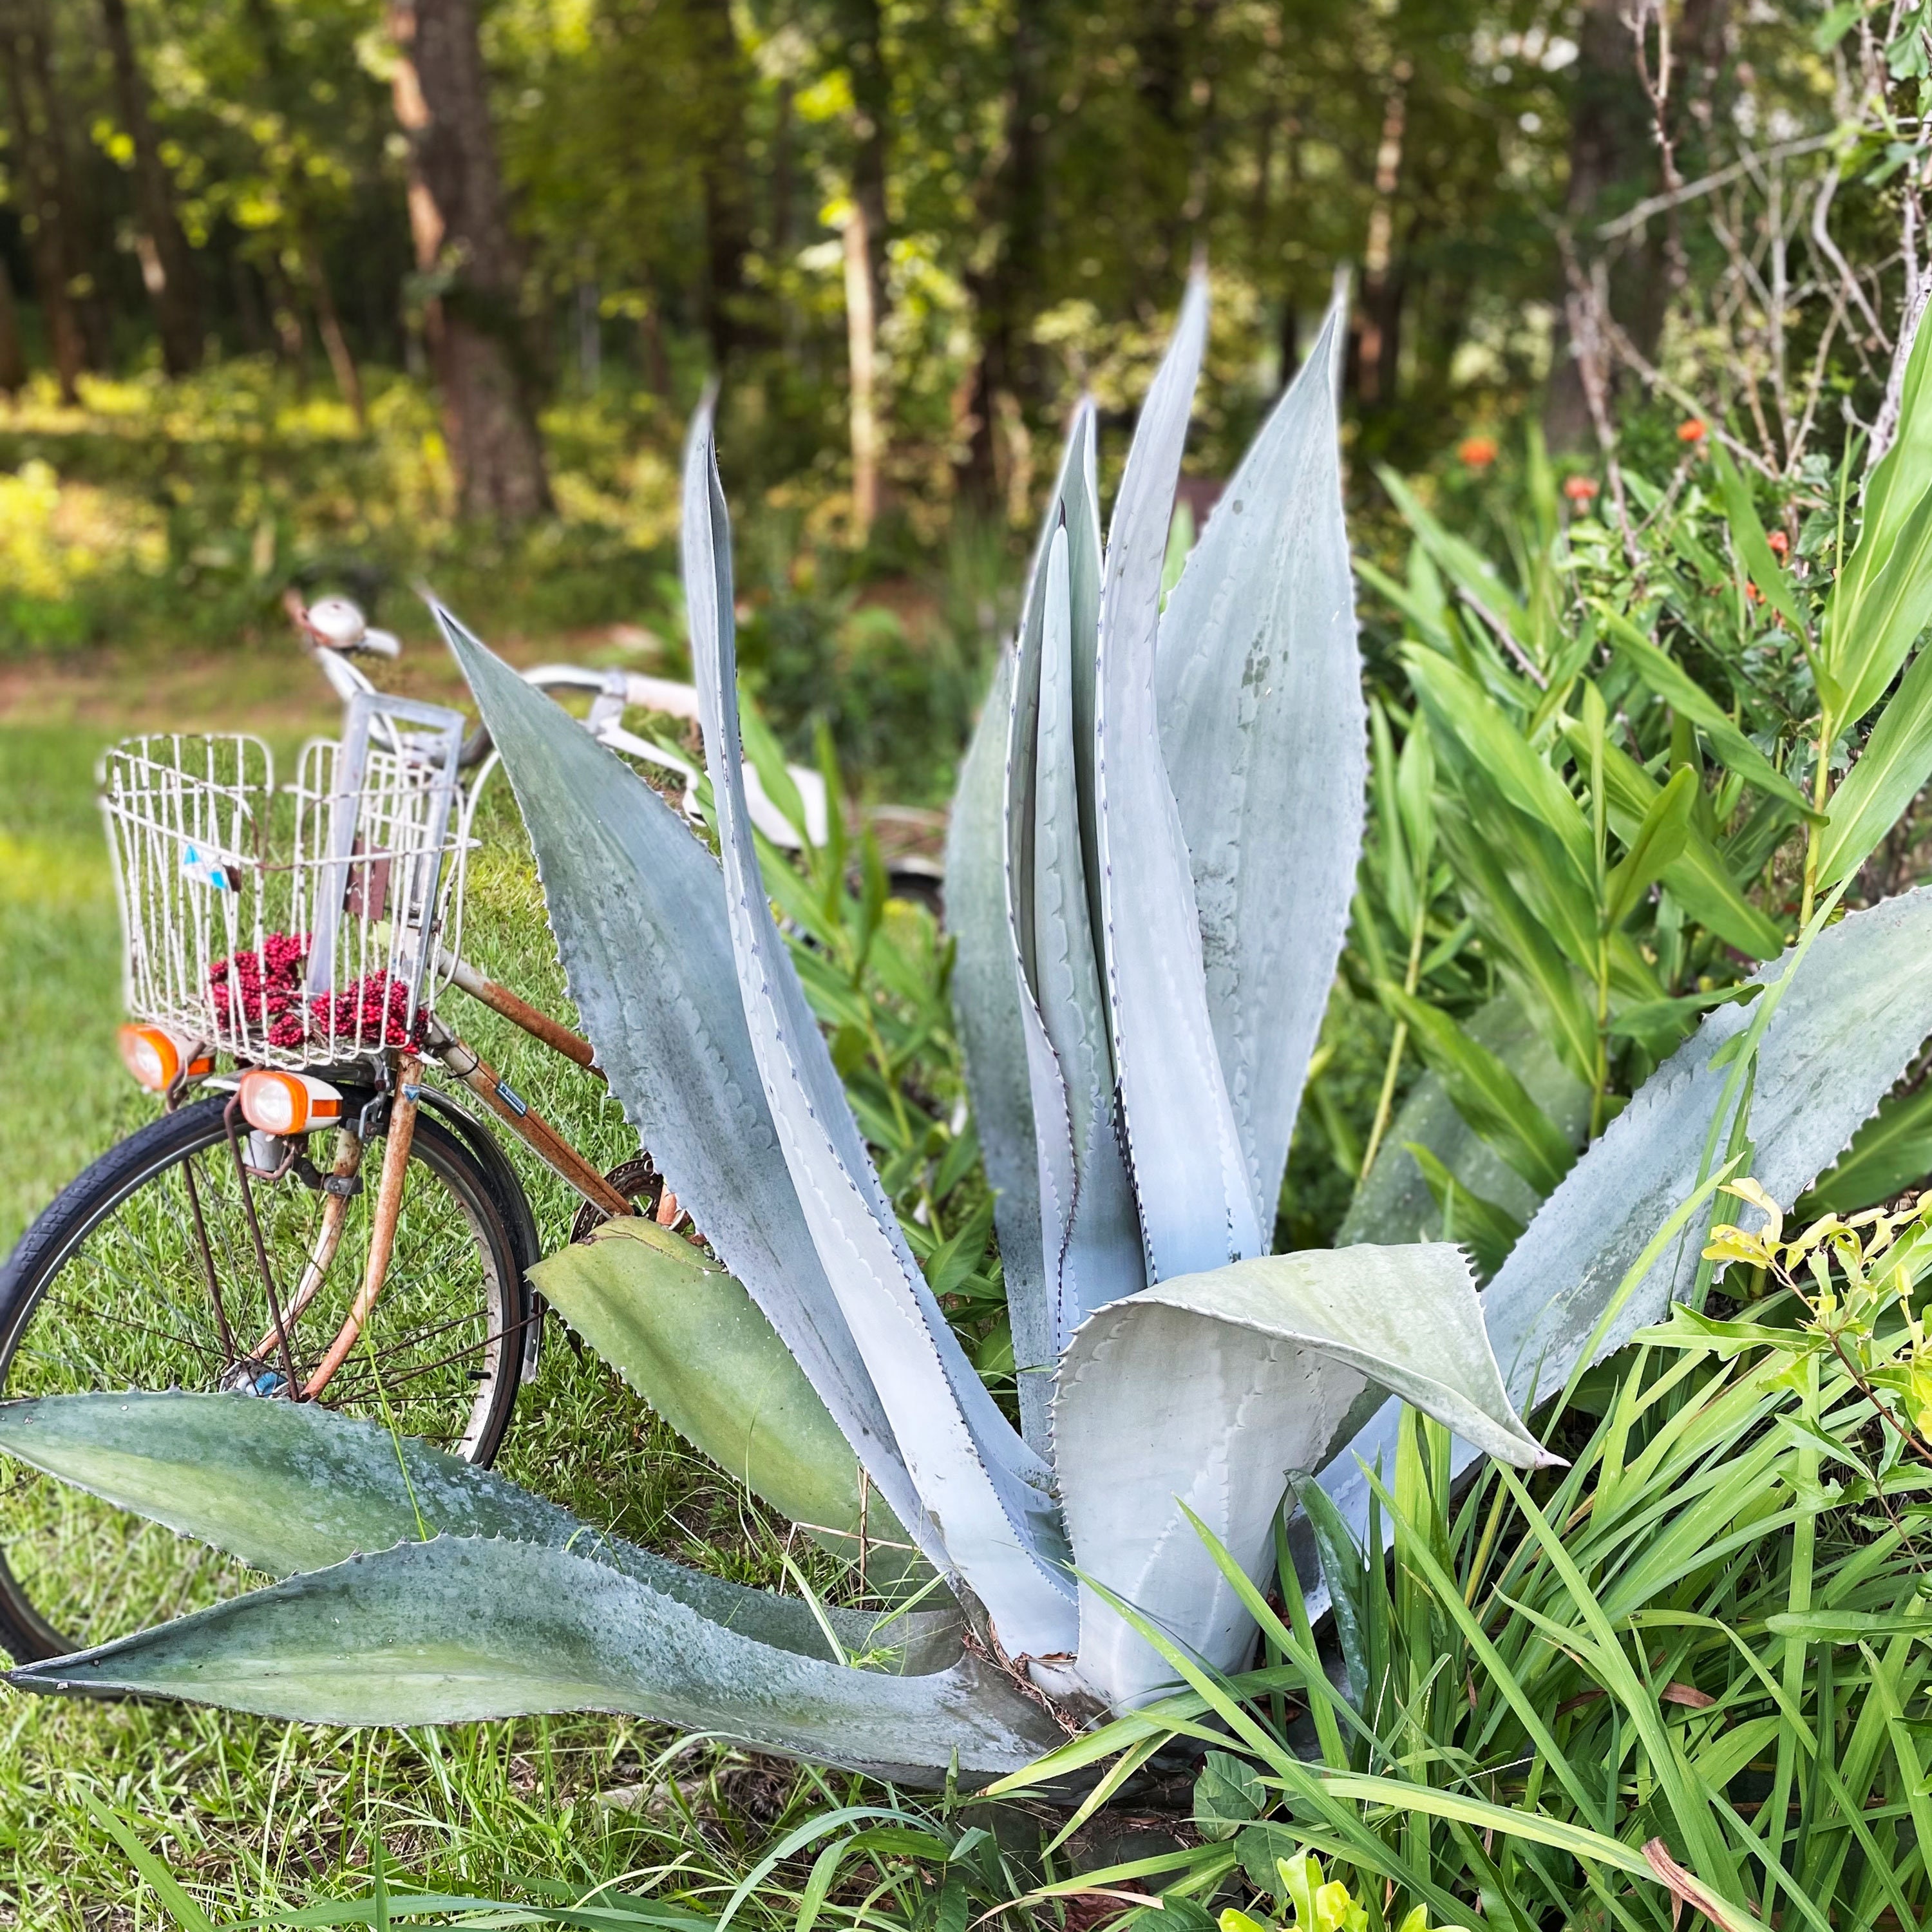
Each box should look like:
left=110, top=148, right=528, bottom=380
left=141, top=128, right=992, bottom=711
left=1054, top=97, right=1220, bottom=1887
left=0, top=715, right=884, bottom=1927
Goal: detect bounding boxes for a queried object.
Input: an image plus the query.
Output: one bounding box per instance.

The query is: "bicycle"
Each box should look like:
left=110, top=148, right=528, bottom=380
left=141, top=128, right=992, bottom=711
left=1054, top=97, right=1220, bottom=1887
left=0, top=596, right=687, bottom=1667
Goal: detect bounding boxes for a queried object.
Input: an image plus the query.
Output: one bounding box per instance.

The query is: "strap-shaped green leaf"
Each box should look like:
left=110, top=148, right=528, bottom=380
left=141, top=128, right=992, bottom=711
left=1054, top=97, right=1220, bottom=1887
left=529, top=1219, right=934, bottom=1597
left=1435, top=803, right=1598, bottom=1084
left=1155, top=301, right=1367, bottom=1229
left=1094, top=268, right=1265, bottom=1276
left=1377, top=984, right=1575, bottom=1196
left=0, top=1392, right=959, bottom=1669
left=680, top=407, right=1076, bottom=1660
left=1404, top=1143, right=1528, bottom=1279
left=1376, top=466, right=1533, bottom=651
left=1404, top=647, right=1593, bottom=889
left=1341, top=992, right=1589, bottom=1251
left=435, top=605, right=931, bottom=1564
left=1825, top=311, right=1932, bottom=728
left=1709, top=448, right=1813, bottom=656
left=1053, top=1244, right=1546, bottom=1710
left=1601, top=765, right=1694, bottom=930
left=1598, top=605, right=1814, bottom=817
left=8, top=1537, right=1063, bottom=1786
left=947, top=645, right=1054, bottom=1446
left=1585, top=730, right=1786, bottom=958
left=1815, top=632, right=1932, bottom=890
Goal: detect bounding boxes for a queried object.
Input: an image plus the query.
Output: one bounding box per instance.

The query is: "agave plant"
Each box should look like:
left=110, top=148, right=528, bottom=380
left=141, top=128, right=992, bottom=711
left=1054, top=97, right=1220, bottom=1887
left=10, top=274, right=1932, bottom=1785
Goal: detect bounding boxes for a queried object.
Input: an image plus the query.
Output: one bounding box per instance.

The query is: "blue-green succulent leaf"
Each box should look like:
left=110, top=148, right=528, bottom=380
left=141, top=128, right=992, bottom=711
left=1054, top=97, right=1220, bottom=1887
left=1053, top=1244, right=1545, bottom=1711
left=0, top=1392, right=961, bottom=1669
left=1325, top=886, right=1932, bottom=1541
left=435, top=604, right=931, bottom=1562
left=947, top=645, right=1054, bottom=1448
left=681, top=407, right=1077, bottom=1660
left=1025, top=519, right=1144, bottom=1349
left=1096, top=267, right=1265, bottom=1278
left=529, top=1220, right=936, bottom=1597
left=1155, top=299, right=1366, bottom=1225
left=8, top=1537, right=1063, bottom=1786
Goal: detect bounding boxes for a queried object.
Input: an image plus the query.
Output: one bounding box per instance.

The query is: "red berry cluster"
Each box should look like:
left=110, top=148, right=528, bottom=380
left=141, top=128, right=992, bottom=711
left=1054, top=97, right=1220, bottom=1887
left=207, top=934, right=421, bottom=1052
left=208, top=930, right=312, bottom=1047
left=310, top=971, right=422, bottom=1050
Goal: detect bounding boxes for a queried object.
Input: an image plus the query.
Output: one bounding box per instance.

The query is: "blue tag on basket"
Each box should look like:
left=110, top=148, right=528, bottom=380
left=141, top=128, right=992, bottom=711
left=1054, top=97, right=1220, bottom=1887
left=179, top=840, right=236, bottom=892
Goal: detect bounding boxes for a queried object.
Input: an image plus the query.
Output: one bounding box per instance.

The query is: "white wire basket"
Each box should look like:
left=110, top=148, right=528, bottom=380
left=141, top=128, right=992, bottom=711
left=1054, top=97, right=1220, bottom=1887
left=101, top=692, right=473, bottom=1074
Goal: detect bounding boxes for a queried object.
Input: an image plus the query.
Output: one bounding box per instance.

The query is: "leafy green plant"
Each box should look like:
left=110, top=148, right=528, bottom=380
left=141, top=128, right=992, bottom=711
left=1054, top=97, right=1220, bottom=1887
left=10, top=276, right=1932, bottom=1797
left=997, top=1229, right=1932, bottom=1932
left=1345, top=352, right=1932, bottom=1266
left=1224, top=1848, right=1472, bottom=1932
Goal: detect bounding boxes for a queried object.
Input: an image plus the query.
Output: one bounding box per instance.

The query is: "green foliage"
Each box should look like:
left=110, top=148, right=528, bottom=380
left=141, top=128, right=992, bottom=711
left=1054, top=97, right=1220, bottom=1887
left=1343, top=392, right=1932, bottom=1265
left=997, top=1279, right=1932, bottom=1932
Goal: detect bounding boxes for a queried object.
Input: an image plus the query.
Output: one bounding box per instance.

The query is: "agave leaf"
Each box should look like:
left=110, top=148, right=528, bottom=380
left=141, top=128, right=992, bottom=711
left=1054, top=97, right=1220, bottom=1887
left=1016, top=515, right=1144, bottom=1356
left=1340, top=994, right=1591, bottom=1249
left=1095, top=269, right=1264, bottom=1277
left=435, top=606, right=932, bottom=1565
left=0, top=1392, right=961, bottom=1669
left=947, top=645, right=1054, bottom=1448
left=8, top=1537, right=1062, bottom=1785
left=1325, top=886, right=1932, bottom=1539
left=529, top=1220, right=935, bottom=1597
left=681, top=408, right=1077, bottom=1660
left=1156, top=302, right=1367, bottom=1223
left=1054, top=1245, right=1546, bottom=1710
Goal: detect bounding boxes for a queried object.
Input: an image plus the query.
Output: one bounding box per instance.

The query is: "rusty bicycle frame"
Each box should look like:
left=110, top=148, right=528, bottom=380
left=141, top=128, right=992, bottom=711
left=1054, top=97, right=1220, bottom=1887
left=180, top=601, right=675, bottom=1408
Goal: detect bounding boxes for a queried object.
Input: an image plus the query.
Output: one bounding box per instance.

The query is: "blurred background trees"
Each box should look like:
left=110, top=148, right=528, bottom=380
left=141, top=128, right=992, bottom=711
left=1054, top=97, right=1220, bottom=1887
left=0, top=0, right=1924, bottom=793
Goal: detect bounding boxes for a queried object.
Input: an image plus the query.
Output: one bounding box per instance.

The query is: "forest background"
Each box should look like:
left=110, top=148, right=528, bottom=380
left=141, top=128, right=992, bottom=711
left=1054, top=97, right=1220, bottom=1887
left=0, top=0, right=1897, bottom=807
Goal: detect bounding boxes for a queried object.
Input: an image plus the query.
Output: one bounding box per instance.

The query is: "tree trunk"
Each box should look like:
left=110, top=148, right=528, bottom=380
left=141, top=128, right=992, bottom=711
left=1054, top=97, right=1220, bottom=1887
left=1351, top=61, right=1410, bottom=406
left=837, top=0, right=890, bottom=327
left=0, top=252, right=26, bottom=394
left=1543, top=0, right=1701, bottom=448
left=954, top=0, right=1046, bottom=516
left=689, top=0, right=756, bottom=367
left=301, top=240, right=367, bottom=428
left=844, top=201, right=880, bottom=542
left=98, top=0, right=200, bottom=374
left=0, top=0, right=85, bottom=399
left=387, top=0, right=551, bottom=523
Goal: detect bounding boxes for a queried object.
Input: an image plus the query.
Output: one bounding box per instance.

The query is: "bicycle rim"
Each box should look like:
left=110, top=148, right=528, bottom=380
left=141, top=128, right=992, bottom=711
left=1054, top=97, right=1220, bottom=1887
left=0, top=1094, right=524, bottom=1662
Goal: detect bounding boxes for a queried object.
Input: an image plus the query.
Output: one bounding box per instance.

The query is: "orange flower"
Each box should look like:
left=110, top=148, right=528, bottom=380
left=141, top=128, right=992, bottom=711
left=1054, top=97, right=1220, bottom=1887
left=1677, top=419, right=1707, bottom=444
left=1457, top=435, right=1499, bottom=469
left=1766, top=529, right=1790, bottom=558
left=1563, top=475, right=1600, bottom=504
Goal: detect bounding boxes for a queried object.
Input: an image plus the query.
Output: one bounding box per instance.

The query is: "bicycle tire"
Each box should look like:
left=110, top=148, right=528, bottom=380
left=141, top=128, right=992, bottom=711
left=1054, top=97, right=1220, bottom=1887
left=0, top=1089, right=530, bottom=1665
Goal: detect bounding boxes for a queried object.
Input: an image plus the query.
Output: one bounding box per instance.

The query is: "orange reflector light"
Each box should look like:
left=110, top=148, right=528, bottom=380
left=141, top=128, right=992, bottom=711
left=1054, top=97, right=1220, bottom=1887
left=117, top=1024, right=212, bottom=1093
left=236, top=1069, right=344, bottom=1137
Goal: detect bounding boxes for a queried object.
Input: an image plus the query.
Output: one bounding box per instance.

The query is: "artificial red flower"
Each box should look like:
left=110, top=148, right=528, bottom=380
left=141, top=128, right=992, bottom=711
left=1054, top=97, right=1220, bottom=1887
left=1563, top=475, right=1600, bottom=504
left=1457, top=435, right=1499, bottom=469
left=1677, top=419, right=1707, bottom=444
left=1767, top=529, right=1790, bottom=558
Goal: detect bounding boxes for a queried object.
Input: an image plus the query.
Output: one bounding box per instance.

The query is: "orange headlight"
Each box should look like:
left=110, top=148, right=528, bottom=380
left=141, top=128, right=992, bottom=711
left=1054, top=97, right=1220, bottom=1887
left=236, top=1069, right=343, bottom=1137
left=117, top=1024, right=212, bottom=1094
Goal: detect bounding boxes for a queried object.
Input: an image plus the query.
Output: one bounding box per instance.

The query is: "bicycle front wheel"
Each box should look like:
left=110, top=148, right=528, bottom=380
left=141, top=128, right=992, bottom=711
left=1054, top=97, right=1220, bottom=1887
left=0, top=1089, right=527, bottom=1664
